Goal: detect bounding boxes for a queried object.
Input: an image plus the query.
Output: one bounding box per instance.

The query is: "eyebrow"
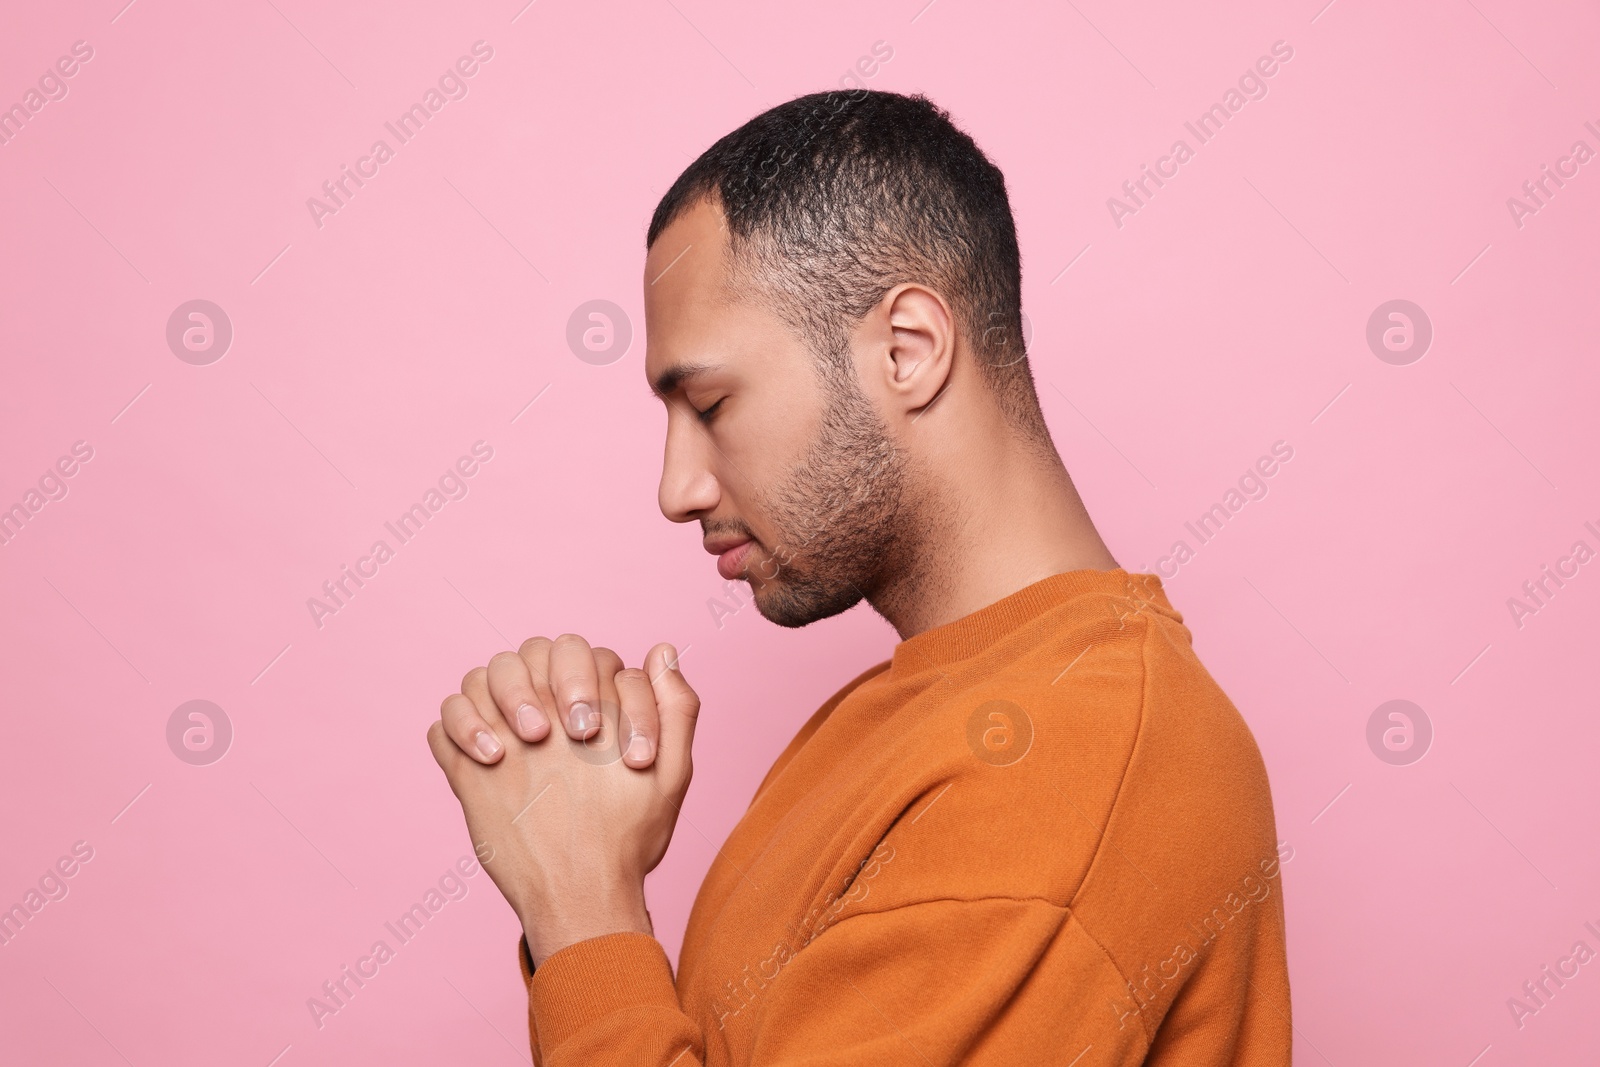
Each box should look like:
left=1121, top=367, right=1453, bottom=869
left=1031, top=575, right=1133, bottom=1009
left=650, top=360, right=719, bottom=399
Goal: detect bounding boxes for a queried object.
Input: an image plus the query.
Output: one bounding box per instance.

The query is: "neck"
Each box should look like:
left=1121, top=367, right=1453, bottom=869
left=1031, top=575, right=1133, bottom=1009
left=870, top=427, right=1120, bottom=641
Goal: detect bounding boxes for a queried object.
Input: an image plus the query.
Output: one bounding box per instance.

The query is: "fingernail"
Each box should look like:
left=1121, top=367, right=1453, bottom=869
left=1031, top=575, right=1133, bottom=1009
left=625, top=734, right=652, bottom=762
left=517, top=703, right=540, bottom=736
left=570, top=702, right=596, bottom=735
left=475, top=731, right=502, bottom=760
left=664, top=644, right=680, bottom=671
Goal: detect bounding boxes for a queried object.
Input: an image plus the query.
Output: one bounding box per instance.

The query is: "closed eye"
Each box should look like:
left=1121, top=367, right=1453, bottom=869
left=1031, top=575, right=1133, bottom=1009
left=696, top=398, right=725, bottom=424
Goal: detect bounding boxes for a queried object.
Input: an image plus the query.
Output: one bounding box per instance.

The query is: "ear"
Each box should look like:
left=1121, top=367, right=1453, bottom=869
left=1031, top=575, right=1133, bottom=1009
left=871, top=283, right=955, bottom=415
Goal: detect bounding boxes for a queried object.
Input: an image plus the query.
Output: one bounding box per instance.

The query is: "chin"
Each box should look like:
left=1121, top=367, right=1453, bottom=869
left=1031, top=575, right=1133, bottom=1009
left=752, top=581, right=865, bottom=629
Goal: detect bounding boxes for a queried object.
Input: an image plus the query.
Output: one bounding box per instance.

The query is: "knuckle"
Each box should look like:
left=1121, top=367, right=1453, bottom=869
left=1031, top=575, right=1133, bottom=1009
left=518, top=635, right=552, bottom=655
left=488, top=650, right=523, bottom=670
left=554, top=662, right=594, bottom=687
left=441, top=701, right=480, bottom=741
left=593, top=647, right=624, bottom=672
left=554, top=632, right=589, bottom=649
left=460, top=666, right=488, bottom=692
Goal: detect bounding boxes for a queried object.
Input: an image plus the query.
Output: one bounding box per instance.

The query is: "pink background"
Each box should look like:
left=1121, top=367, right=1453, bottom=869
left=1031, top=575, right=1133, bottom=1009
left=2, top=0, right=1596, bottom=1063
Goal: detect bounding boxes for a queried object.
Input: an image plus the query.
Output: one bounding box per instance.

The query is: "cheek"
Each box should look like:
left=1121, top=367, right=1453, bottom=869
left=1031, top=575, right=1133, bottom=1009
left=708, top=419, right=786, bottom=505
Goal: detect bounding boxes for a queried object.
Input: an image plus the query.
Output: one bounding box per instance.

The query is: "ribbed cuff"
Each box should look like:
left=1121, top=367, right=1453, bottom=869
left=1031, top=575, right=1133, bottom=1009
left=526, top=932, right=679, bottom=1051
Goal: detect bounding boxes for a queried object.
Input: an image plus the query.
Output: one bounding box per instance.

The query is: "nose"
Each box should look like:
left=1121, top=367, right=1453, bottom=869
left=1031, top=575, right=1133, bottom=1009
left=658, top=410, right=720, bottom=523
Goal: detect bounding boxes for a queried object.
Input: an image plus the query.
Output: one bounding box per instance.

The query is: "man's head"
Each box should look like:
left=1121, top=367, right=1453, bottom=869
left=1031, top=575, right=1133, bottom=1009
left=643, top=90, right=1053, bottom=628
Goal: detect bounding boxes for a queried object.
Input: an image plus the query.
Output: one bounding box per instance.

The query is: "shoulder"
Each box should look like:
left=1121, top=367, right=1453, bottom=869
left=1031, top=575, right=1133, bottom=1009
left=877, top=600, right=1277, bottom=908
left=949, top=589, right=1268, bottom=812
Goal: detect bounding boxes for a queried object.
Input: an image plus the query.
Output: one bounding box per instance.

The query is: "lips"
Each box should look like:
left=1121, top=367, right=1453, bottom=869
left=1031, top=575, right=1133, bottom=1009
left=713, top=539, right=755, bottom=581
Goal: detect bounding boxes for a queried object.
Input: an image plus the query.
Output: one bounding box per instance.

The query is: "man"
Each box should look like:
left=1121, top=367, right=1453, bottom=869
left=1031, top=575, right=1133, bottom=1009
left=428, top=89, right=1291, bottom=1065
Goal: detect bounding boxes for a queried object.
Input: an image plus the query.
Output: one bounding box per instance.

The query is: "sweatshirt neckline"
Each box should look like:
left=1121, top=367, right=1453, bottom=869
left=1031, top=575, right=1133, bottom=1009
left=888, top=568, right=1167, bottom=677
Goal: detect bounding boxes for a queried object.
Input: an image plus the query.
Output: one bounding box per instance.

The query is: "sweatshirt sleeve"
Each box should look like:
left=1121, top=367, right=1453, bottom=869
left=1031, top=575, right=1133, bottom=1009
left=519, top=896, right=1178, bottom=1066
left=520, top=931, right=703, bottom=1067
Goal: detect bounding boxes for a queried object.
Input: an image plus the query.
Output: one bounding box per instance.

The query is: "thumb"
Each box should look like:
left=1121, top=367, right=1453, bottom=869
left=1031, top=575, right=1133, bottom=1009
left=646, top=643, right=699, bottom=788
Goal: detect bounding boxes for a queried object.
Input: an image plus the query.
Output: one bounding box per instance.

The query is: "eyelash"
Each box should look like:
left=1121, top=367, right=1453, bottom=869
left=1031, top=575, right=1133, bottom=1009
left=696, top=398, right=725, bottom=424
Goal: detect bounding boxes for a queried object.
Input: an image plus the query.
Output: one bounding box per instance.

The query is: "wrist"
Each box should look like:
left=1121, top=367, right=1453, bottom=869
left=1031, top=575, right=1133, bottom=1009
left=519, top=882, right=653, bottom=967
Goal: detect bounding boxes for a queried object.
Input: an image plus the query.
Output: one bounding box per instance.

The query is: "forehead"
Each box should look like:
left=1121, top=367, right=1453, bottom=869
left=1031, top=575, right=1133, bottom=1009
left=642, top=199, right=746, bottom=390
left=644, top=197, right=735, bottom=304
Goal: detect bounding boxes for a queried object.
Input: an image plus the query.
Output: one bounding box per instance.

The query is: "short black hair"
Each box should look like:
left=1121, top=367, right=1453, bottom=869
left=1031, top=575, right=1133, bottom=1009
left=647, top=89, right=1046, bottom=437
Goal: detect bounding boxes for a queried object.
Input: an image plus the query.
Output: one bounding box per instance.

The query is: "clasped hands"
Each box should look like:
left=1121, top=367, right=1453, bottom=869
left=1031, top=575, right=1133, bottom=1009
left=426, top=635, right=699, bottom=967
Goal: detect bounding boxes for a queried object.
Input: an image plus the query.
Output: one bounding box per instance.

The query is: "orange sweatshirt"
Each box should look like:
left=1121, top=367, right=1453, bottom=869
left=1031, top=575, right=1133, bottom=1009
left=519, top=568, right=1292, bottom=1065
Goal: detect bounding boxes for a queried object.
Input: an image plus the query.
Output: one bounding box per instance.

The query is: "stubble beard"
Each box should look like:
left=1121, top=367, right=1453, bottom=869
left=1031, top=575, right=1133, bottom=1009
left=744, top=369, right=914, bottom=629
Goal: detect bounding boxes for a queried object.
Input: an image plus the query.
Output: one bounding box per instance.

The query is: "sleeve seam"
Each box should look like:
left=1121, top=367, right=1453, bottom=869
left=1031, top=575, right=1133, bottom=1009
left=804, top=893, right=1073, bottom=948
left=1059, top=605, right=1156, bottom=1041
left=1063, top=605, right=1151, bottom=906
